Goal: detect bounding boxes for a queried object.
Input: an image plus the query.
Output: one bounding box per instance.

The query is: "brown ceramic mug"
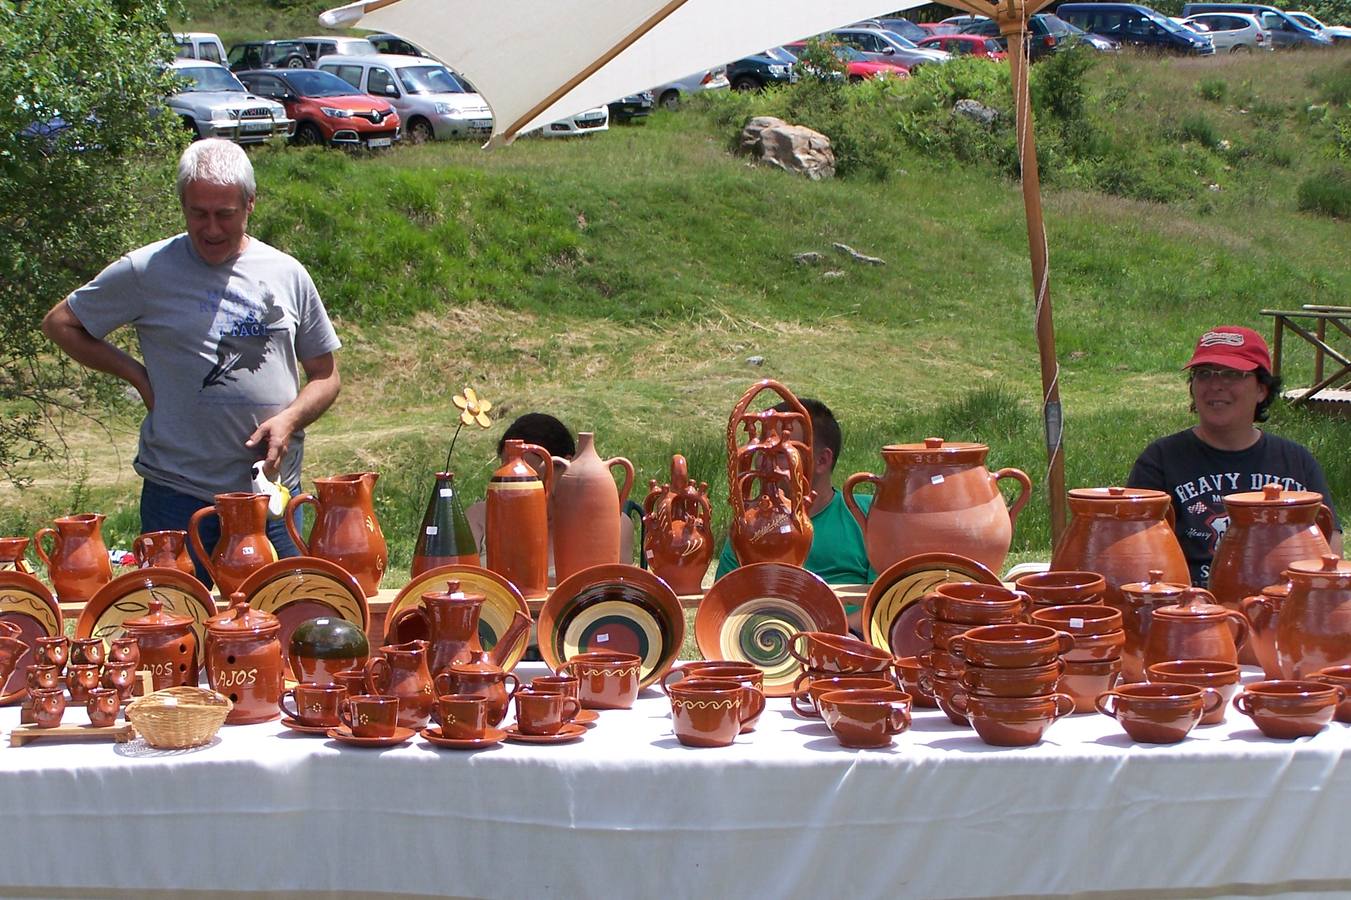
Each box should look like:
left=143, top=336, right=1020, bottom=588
left=1310, top=666, right=1351, bottom=723
left=26, top=664, right=63, bottom=692
left=558, top=651, right=642, bottom=710
left=86, top=687, right=120, bottom=728
left=1233, top=680, right=1345, bottom=739
left=66, top=663, right=101, bottom=703
left=333, top=668, right=371, bottom=699
left=817, top=688, right=913, bottom=749
left=1015, top=570, right=1106, bottom=608
left=435, top=693, right=490, bottom=740
left=279, top=682, right=346, bottom=727
left=514, top=688, right=582, bottom=736
left=69, top=637, right=106, bottom=668
left=662, top=661, right=762, bottom=694
left=102, top=660, right=139, bottom=701
left=1146, top=660, right=1241, bottom=726
left=787, top=631, right=892, bottom=674
left=1096, top=683, right=1221, bottom=743
left=792, top=675, right=896, bottom=718
left=893, top=656, right=937, bottom=708
left=668, top=680, right=755, bottom=748
left=107, top=636, right=141, bottom=667
left=340, top=694, right=400, bottom=738
left=668, top=665, right=765, bottom=732
left=949, top=624, right=1075, bottom=669
left=530, top=674, right=581, bottom=701
left=1059, top=657, right=1123, bottom=713
left=960, top=659, right=1066, bottom=698
left=33, top=636, right=69, bottom=671
left=952, top=692, right=1076, bottom=746
left=31, top=687, right=66, bottom=728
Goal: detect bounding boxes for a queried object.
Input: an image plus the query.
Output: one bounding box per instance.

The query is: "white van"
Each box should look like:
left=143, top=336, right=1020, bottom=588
left=173, top=32, right=227, bottom=65
left=316, top=53, right=491, bottom=142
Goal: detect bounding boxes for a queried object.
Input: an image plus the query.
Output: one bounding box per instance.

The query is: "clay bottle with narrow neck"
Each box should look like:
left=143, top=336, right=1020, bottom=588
left=485, top=440, right=554, bottom=599
left=551, top=432, right=635, bottom=581
left=411, top=472, right=477, bottom=576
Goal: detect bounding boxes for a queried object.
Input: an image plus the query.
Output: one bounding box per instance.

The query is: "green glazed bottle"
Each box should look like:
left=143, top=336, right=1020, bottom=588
left=411, top=472, right=478, bottom=576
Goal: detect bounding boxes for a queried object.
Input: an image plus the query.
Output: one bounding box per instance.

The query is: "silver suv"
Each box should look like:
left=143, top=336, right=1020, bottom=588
left=317, top=53, right=491, bottom=142
left=166, top=59, right=294, bottom=144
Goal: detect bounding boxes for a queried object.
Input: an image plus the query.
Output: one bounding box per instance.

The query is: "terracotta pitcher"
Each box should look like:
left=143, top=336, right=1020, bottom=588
left=1142, top=586, right=1249, bottom=673
left=400, top=580, right=530, bottom=678
left=1119, top=570, right=1187, bottom=683
left=33, top=514, right=113, bottom=602
left=642, top=455, right=715, bottom=596
left=1273, top=556, right=1351, bottom=679
left=0, top=537, right=34, bottom=574
left=551, top=433, right=635, bottom=581
left=1210, top=484, right=1333, bottom=666
left=410, top=471, right=477, bottom=576
left=286, top=472, right=387, bottom=596
left=205, top=593, right=283, bottom=725
left=188, top=493, right=278, bottom=595
left=485, top=440, right=554, bottom=599
left=132, top=530, right=195, bottom=576
left=1242, top=581, right=1290, bottom=679
left=844, top=438, right=1031, bottom=576
left=366, top=639, right=435, bottom=729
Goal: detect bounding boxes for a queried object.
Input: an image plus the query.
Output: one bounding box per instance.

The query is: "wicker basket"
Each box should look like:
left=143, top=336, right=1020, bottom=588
left=125, top=686, right=233, bottom=749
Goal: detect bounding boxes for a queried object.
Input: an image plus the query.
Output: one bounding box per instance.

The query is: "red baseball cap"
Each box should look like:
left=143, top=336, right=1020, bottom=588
left=1184, top=326, right=1271, bottom=372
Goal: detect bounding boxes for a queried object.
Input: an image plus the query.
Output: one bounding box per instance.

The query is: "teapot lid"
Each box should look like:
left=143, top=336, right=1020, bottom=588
left=1222, top=483, right=1324, bottom=508
left=206, top=593, right=279, bottom=636
left=421, top=579, right=486, bottom=605
left=1287, top=555, right=1351, bottom=579
left=1153, top=587, right=1229, bottom=621
left=1120, top=569, right=1187, bottom=598
left=123, top=594, right=193, bottom=633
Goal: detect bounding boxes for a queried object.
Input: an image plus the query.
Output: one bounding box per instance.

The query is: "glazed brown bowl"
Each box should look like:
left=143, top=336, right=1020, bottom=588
left=893, top=656, right=936, bottom=708
left=1029, top=604, right=1123, bottom=637
left=1015, top=570, right=1106, bottom=609
left=959, top=659, right=1065, bottom=698
left=951, top=692, right=1075, bottom=746
left=913, top=616, right=977, bottom=651
left=817, top=688, right=912, bottom=749
left=787, top=631, right=892, bottom=675
left=1059, top=657, right=1123, bottom=713
left=923, top=583, right=1026, bottom=626
left=1059, top=629, right=1126, bottom=663
left=792, top=675, right=895, bottom=719
left=1096, top=683, right=1220, bottom=744
left=949, top=624, right=1075, bottom=669
left=917, top=649, right=964, bottom=679
left=927, top=673, right=971, bottom=727
left=1234, top=680, right=1344, bottom=739
left=1146, top=659, right=1241, bottom=726
left=1310, top=666, right=1351, bottom=723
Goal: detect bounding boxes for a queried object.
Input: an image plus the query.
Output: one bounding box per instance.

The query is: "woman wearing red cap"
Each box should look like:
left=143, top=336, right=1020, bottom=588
left=1128, top=325, right=1342, bottom=586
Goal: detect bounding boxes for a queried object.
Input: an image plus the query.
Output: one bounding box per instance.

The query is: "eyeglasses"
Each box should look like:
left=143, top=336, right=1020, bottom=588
left=1191, top=368, right=1254, bottom=383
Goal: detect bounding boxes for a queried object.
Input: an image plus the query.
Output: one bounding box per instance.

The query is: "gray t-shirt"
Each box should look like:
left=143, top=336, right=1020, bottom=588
left=67, top=234, right=341, bottom=501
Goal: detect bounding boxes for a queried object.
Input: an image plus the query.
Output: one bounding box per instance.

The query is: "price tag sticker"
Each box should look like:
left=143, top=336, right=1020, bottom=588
left=439, top=489, right=453, bottom=497
left=931, top=474, right=945, bottom=485
left=595, top=634, right=609, bottom=644
left=425, top=526, right=438, bottom=536
left=645, top=549, right=654, bottom=560
left=1069, top=617, right=1085, bottom=629
left=241, top=546, right=254, bottom=555
left=779, top=524, right=792, bottom=534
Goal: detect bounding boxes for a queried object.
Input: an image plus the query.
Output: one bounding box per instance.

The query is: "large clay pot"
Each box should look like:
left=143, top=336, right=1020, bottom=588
left=1210, top=484, right=1333, bottom=666
left=1242, top=582, right=1290, bottom=680
left=1273, top=556, right=1351, bottom=679
left=844, top=438, right=1031, bottom=576
left=188, top=493, right=278, bottom=595
left=123, top=597, right=199, bottom=691
left=1118, top=570, right=1188, bottom=683
left=1142, top=586, right=1249, bottom=674
left=485, top=440, right=555, bottom=600
left=205, top=594, right=283, bottom=725
left=410, top=472, right=477, bottom=576
left=286, top=472, right=387, bottom=596
left=642, top=454, right=715, bottom=596
left=551, top=433, right=634, bottom=581
left=33, top=514, right=113, bottom=602
left=132, top=530, right=196, bottom=576
left=366, top=639, right=435, bottom=729
left=403, top=580, right=530, bottom=678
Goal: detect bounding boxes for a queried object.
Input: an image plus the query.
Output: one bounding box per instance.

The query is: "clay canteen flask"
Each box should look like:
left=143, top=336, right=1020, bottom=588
left=410, top=472, right=477, bottom=576
left=642, top=455, right=715, bottom=596
left=188, top=492, right=278, bottom=595
left=1142, top=587, right=1249, bottom=673
left=1275, top=556, right=1351, bottom=679
left=121, top=597, right=199, bottom=690
left=286, top=472, right=388, bottom=596
left=725, top=380, right=815, bottom=567
left=206, top=593, right=283, bottom=725
left=551, top=432, right=635, bottom=581
left=844, top=438, right=1031, bottom=575
left=486, top=440, right=554, bottom=599
left=132, top=530, right=195, bottom=576
left=411, top=580, right=530, bottom=677
left=32, top=513, right=113, bottom=602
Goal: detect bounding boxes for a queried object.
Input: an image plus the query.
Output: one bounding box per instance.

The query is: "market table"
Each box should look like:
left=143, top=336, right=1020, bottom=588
left=3, top=663, right=1351, bottom=899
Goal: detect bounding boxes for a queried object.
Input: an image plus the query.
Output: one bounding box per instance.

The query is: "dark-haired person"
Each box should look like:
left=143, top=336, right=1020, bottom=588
left=1127, top=325, right=1342, bottom=587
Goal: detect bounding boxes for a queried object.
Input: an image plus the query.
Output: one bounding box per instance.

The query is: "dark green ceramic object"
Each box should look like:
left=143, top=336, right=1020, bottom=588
left=288, top=616, right=370, bottom=684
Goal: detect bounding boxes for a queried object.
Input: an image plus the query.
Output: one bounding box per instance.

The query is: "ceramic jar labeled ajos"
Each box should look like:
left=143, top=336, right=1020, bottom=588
left=122, top=598, right=199, bottom=691
left=188, top=493, right=278, bottom=595
left=286, top=472, right=388, bottom=596
left=33, top=513, right=113, bottom=602
left=205, top=595, right=283, bottom=724
left=551, top=433, right=634, bottom=582
left=1272, top=556, right=1351, bottom=679
left=485, top=440, right=554, bottom=600
left=642, top=455, right=715, bottom=596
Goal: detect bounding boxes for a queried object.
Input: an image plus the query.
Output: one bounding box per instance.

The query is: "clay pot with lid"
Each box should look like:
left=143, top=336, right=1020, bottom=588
left=642, top=455, right=715, bottom=596
left=33, top=513, right=113, bottom=602
left=485, top=440, right=554, bottom=600
left=123, top=597, right=199, bottom=691
left=286, top=472, right=388, bottom=596
left=404, top=579, right=530, bottom=678
left=1118, top=570, right=1187, bottom=683
left=206, top=593, right=283, bottom=724
left=1142, top=586, right=1249, bottom=674
left=844, top=438, right=1032, bottom=576
left=1272, top=556, right=1351, bottom=679
left=1241, top=581, right=1289, bottom=679
left=550, top=433, right=635, bottom=582
left=188, top=493, right=278, bottom=595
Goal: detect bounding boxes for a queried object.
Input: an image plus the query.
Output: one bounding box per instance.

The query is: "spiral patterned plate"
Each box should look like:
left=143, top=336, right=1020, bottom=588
left=695, top=563, right=846, bottom=697
left=539, top=564, right=684, bottom=689
left=0, top=570, right=62, bottom=704
left=382, top=564, right=531, bottom=671
left=860, top=552, right=1001, bottom=659
left=76, top=566, right=217, bottom=652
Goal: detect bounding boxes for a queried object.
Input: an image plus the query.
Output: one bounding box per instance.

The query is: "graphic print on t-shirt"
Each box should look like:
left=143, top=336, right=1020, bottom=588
left=199, top=283, right=285, bottom=391
left=1173, top=471, right=1309, bottom=580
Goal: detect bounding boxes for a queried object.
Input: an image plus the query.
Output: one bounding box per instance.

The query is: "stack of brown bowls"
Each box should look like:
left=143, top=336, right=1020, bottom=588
left=915, top=583, right=1026, bottom=725
left=1014, top=570, right=1106, bottom=612
left=1030, top=604, right=1125, bottom=712
left=948, top=624, right=1077, bottom=745
left=788, top=631, right=895, bottom=718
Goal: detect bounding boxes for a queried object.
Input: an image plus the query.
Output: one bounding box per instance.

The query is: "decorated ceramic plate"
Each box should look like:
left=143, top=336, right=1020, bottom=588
left=0, top=570, right=62, bottom=704
left=694, top=562, right=846, bottom=697
left=861, top=552, right=1001, bottom=659
left=538, top=564, right=684, bottom=689
left=382, top=564, right=531, bottom=671
left=237, top=557, right=368, bottom=673
left=76, top=567, right=217, bottom=651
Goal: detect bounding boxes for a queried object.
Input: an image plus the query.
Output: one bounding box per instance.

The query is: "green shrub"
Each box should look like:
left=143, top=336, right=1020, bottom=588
left=1314, top=59, right=1351, bottom=106
left=1173, top=113, right=1220, bottom=148
left=1296, top=166, right=1351, bottom=218
left=1198, top=78, right=1228, bottom=103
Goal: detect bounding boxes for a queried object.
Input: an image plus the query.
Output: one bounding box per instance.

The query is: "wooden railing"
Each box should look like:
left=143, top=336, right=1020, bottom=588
left=1260, top=305, right=1351, bottom=408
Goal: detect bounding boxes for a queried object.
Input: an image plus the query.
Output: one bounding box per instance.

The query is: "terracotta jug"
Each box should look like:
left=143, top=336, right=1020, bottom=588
left=402, top=580, right=530, bottom=678
left=410, top=471, right=477, bottom=576
left=188, top=493, right=278, bottom=595
left=132, top=530, right=195, bottom=576
left=434, top=662, right=521, bottom=727
left=286, top=472, right=387, bottom=596
left=33, top=514, right=113, bottom=602
left=642, top=454, right=715, bottom=595
left=122, top=596, right=199, bottom=691
left=1119, top=570, right=1187, bottom=683
left=1242, top=581, right=1290, bottom=679
left=1210, top=484, right=1333, bottom=666
left=1273, top=556, right=1351, bottom=679
left=205, top=593, right=283, bottom=725
left=551, top=433, right=635, bottom=581
left=366, top=639, right=434, bottom=729
left=485, top=440, right=554, bottom=599
left=1142, top=586, right=1249, bottom=673
left=844, top=438, right=1031, bottom=576
left=0, top=536, right=34, bottom=574
left=725, top=380, right=816, bottom=567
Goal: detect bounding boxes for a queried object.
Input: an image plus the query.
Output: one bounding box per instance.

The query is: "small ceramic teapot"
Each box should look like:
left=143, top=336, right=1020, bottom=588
left=642, top=455, right=714, bottom=596
left=434, top=662, right=521, bottom=727
left=1119, top=570, right=1188, bottom=683
left=400, top=580, right=530, bottom=678
left=1142, top=586, right=1249, bottom=673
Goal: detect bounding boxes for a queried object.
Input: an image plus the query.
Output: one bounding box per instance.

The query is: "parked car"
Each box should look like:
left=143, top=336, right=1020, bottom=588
left=918, top=22, right=961, bottom=35
left=1181, top=11, right=1273, bottom=50
left=649, top=68, right=729, bottom=110
left=529, top=106, right=610, bottom=136
left=294, top=36, right=379, bottom=61
left=166, top=59, right=293, bottom=144
left=783, top=41, right=911, bottom=80
left=1179, top=4, right=1333, bottom=46
left=851, top=17, right=930, bottom=42
left=1053, top=5, right=1216, bottom=54
left=237, top=68, right=399, bottom=149
left=941, top=14, right=989, bottom=29
left=1063, top=20, right=1124, bottom=50
left=828, top=26, right=951, bottom=69
left=174, top=32, right=226, bottom=64
left=226, top=40, right=312, bottom=72
left=727, top=47, right=798, bottom=92
left=318, top=54, right=492, bottom=141
left=608, top=91, right=654, bottom=123
left=917, top=33, right=1009, bottom=59
left=367, top=32, right=439, bottom=57
left=960, top=13, right=1094, bottom=59
left=1286, top=11, right=1351, bottom=42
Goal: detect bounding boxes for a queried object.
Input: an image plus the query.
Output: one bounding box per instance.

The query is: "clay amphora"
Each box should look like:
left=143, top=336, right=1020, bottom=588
left=1118, top=570, right=1188, bottom=683
left=410, top=472, right=477, bottom=576
left=205, top=593, right=283, bottom=725
left=1142, top=587, right=1249, bottom=673
left=1273, top=556, right=1351, bottom=679
left=123, top=597, right=199, bottom=691
left=1210, top=484, right=1333, bottom=666
left=725, top=380, right=816, bottom=567
left=485, top=440, right=555, bottom=599
left=1242, top=581, right=1290, bottom=679
left=434, top=662, right=521, bottom=727
left=188, top=493, right=278, bottom=595
left=366, top=640, right=435, bottom=729
left=0, top=537, right=34, bottom=574
left=33, top=514, right=113, bottom=602
left=286, top=472, right=388, bottom=596
left=405, top=580, right=530, bottom=678
left=845, top=438, right=1032, bottom=576
left=551, top=433, right=635, bottom=581
left=642, top=454, right=715, bottom=595
left=132, top=530, right=195, bottom=576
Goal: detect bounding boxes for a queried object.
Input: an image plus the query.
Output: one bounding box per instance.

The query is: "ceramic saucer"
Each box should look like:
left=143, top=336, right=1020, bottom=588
left=575, top=708, right=599, bottom=726
left=280, top=715, right=336, bottom=735
left=326, top=724, right=416, bottom=747
left=503, top=722, right=586, bottom=744
left=420, top=725, right=507, bottom=749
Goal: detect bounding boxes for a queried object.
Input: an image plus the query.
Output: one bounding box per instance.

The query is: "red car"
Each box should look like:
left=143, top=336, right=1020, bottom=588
left=784, top=42, right=909, bottom=81
left=917, top=34, right=1009, bottom=60
left=237, top=68, right=401, bottom=149
left=917, top=22, right=961, bottom=35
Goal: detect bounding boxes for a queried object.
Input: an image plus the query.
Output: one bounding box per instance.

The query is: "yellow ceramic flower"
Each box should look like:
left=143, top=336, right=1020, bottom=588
left=453, top=387, right=493, bottom=429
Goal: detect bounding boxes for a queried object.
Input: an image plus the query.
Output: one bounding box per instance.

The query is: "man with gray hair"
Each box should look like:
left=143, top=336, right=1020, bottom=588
left=42, top=139, right=341, bottom=584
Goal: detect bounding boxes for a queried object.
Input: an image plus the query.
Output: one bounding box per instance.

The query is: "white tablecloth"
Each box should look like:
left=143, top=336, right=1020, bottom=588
left=3, top=664, right=1351, bottom=899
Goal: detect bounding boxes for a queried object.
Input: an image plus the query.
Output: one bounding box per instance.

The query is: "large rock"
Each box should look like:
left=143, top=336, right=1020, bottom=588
left=738, top=116, right=787, bottom=154
left=953, top=99, right=999, bottom=127
left=757, top=124, right=836, bottom=181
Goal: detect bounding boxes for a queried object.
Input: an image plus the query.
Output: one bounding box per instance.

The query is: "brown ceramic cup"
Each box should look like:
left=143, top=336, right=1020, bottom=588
left=792, top=675, right=895, bottom=718
left=33, top=636, right=69, bottom=671
left=663, top=662, right=762, bottom=694
left=817, top=688, right=913, bottom=749
left=26, top=664, right=63, bottom=692
left=924, top=583, right=1027, bottom=625
left=435, top=693, right=490, bottom=739
left=1096, top=683, right=1221, bottom=743
left=1015, top=570, right=1106, bottom=608
left=669, top=680, right=756, bottom=748
left=669, top=666, right=765, bottom=732
left=1059, top=657, right=1123, bottom=713
left=960, top=659, right=1066, bottom=698
left=952, top=692, right=1076, bottom=746
left=514, top=688, right=582, bottom=736
left=950, top=624, right=1076, bottom=669
left=86, top=687, right=120, bottom=728
left=787, top=631, right=892, bottom=674
left=530, top=674, right=581, bottom=701
left=340, top=694, right=400, bottom=738
left=893, top=656, right=937, bottom=708
left=1233, top=680, right=1345, bottom=739
left=1310, top=666, right=1351, bottom=723
left=107, top=636, right=141, bottom=667
left=69, top=637, right=106, bottom=668
left=558, top=651, right=643, bottom=710
left=333, top=668, right=372, bottom=699
left=102, top=660, right=139, bottom=702
left=65, top=663, right=101, bottom=703
left=30, top=687, right=66, bottom=728
left=1146, top=660, right=1241, bottom=726
left=279, top=682, right=346, bottom=727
